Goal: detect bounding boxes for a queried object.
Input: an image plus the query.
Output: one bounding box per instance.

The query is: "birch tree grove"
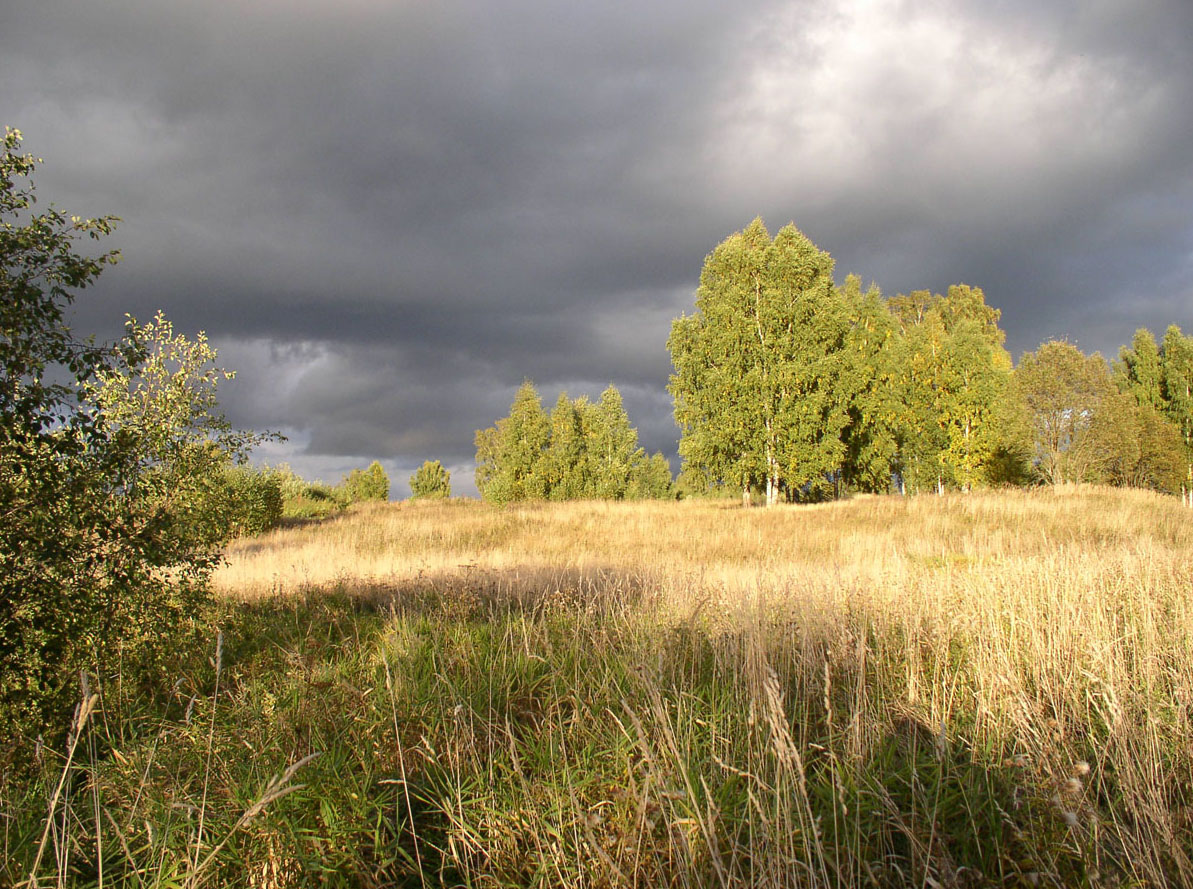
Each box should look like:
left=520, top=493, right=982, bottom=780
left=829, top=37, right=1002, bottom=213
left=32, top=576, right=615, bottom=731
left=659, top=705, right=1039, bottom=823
left=669, top=221, right=1040, bottom=502
left=670, top=215, right=1187, bottom=504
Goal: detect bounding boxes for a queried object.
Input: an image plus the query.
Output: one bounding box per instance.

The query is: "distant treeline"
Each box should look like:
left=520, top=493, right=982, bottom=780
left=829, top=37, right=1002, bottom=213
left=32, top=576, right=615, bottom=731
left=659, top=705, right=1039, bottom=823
left=474, top=383, right=672, bottom=503
left=475, top=218, right=1192, bottom=506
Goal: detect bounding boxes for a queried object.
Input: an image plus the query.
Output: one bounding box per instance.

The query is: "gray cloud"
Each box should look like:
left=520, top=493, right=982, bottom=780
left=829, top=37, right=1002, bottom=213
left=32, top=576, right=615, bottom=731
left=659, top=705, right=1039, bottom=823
left=5, top=0, right=1191, bottom=492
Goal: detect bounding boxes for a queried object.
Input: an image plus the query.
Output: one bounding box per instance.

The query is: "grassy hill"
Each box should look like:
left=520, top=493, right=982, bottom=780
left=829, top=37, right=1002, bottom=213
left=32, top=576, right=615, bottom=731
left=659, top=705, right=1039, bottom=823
left=7, top=488, right=1192, bottom=887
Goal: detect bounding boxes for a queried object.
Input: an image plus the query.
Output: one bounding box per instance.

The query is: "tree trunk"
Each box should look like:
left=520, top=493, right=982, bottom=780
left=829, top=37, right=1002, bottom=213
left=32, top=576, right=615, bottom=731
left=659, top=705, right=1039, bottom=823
left=764, top=458, right=779, bottom=507
left=764, top=418, right=779, bottom=507
left=742, top=482, right=751, bottom=508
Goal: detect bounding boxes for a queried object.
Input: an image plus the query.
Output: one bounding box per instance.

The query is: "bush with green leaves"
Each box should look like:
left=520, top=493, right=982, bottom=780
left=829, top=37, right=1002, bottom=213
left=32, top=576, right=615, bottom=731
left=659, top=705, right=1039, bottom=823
left=269, top=464, right=349, bottom=520
left=223, top=465, right=284, bottom=536
left=0, top=128, right=266, bottom=747
left=342, top=460, right=389, bottom=503
left=410, top=459, right=452, bottom=499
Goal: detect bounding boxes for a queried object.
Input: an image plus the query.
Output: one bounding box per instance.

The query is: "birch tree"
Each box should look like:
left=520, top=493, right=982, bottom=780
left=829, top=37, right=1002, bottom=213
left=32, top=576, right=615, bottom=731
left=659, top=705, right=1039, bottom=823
left=668, top=219, right=847, bottom=505
left=893, top=286, right=1013, bottom=492
left=1116, top=329, right=1164, bottom=410
left=474, top=381, right=549, bottom=504
left=1013, top=340, right=1112, bottom=485
left=1119, top=325, right=1193, bottom=504
left=1160, top=326, right=1193, bottom=505
left=586, top=385, right=645, bottom=500
left=541, top=392, right=590, bottom=500
left=839, top=276, right=903, bottom=493
left=409, top=460, right=451, bottom=499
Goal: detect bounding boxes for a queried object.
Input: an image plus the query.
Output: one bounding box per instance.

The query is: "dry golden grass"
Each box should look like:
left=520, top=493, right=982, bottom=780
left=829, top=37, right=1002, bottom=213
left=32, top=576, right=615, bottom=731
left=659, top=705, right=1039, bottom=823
left=215, top=485, right=1191, bottom=627
left=204, top=486, right=1193, bottom=886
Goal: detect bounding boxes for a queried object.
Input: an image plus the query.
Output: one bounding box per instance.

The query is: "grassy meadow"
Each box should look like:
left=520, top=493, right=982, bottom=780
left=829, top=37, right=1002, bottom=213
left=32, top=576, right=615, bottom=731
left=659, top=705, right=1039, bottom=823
left=6, top=487, right=1193, bottom=887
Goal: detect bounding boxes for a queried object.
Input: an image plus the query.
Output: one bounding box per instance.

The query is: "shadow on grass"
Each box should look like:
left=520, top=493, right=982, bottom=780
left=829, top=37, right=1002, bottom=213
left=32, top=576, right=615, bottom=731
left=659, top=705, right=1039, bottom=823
left=215, top=564, right=651, bottom=688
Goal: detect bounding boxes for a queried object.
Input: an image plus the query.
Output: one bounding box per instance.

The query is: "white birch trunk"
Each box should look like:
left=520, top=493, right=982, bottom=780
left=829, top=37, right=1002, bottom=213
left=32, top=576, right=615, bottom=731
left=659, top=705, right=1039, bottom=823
left=764, top=417, right=779, bottom=507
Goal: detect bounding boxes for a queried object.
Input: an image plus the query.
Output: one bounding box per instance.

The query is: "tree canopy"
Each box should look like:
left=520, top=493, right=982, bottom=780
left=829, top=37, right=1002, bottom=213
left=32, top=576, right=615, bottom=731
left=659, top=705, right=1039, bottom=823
left=1014, top=341, right=1112, bottom=485
left=1117, top=325, right=1193, bottom=501
left=668, top=219, right=848, bottom=505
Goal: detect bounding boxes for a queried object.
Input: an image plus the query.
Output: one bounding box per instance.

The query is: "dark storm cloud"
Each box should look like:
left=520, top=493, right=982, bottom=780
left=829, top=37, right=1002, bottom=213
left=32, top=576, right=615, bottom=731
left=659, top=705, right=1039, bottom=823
left=4, top=0, right=1191, bottom=491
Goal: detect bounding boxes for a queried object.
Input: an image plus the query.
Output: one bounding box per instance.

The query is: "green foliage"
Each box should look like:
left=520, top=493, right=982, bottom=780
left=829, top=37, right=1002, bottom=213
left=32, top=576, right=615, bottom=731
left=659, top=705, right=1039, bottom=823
left=1160, top=325, right=1193, bottom=451
left=342, top=460, right=390, bottom=503
left=1116, top=328, right=1165, bottom=411
left=476, top=381, right=671, bottom=503
left=669, top=223, right=1026, bottom=502
left=83, top=311, right=270, bottom=549
left=838, top=275, right=903, bottom=493
left=892, top=285, right=1017, bottom=493
left=1013, top=341, right=1113, bottom=485
left=222, top=465, right=284, bottom=536
left=669, top=219, right=849, bottom=505
left=542, top=392, right=591, bottom=500
left=667, top=218, right=1190, bottom=502
left=1003, top=335, right=1190, bottom=494
left=671, top=464, right=735, bottom=500
left=1116, top=324, right=1193, bottom=497
left=473, top=425, right=500, bottom=499
left=475, top=380, right=551, bottom=504
left=627, top=451, right=674, bottom=500
left=587, top=385, right=646, bottom=499
left=0, top=128, right=265, bottom=745
left=282, top=486, right=345, bottom=520
left=271, top=462, right=311, bottom=501
left=269, top=463, right=346, bottom=519
left=1090, top=393, right=1187, bottom=492
left=410, top=459, right=452, bottom=499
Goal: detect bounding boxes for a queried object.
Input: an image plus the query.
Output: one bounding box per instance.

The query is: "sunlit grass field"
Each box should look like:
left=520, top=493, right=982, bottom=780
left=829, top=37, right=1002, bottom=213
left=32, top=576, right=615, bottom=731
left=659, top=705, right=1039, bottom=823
left=7, top=487, right=1193, bottom=887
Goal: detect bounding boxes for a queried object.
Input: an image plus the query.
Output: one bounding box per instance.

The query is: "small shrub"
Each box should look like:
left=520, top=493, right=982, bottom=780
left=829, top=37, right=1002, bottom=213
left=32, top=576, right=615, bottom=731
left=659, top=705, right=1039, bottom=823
left=410, top=460, right=451, bottom=499
left=342, top=461, right=390, bottom=503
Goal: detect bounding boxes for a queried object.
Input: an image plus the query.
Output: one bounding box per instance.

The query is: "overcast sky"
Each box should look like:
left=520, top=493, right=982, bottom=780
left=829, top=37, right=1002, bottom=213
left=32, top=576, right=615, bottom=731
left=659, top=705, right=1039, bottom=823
left=4, top=0, right=1191, bottom=496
